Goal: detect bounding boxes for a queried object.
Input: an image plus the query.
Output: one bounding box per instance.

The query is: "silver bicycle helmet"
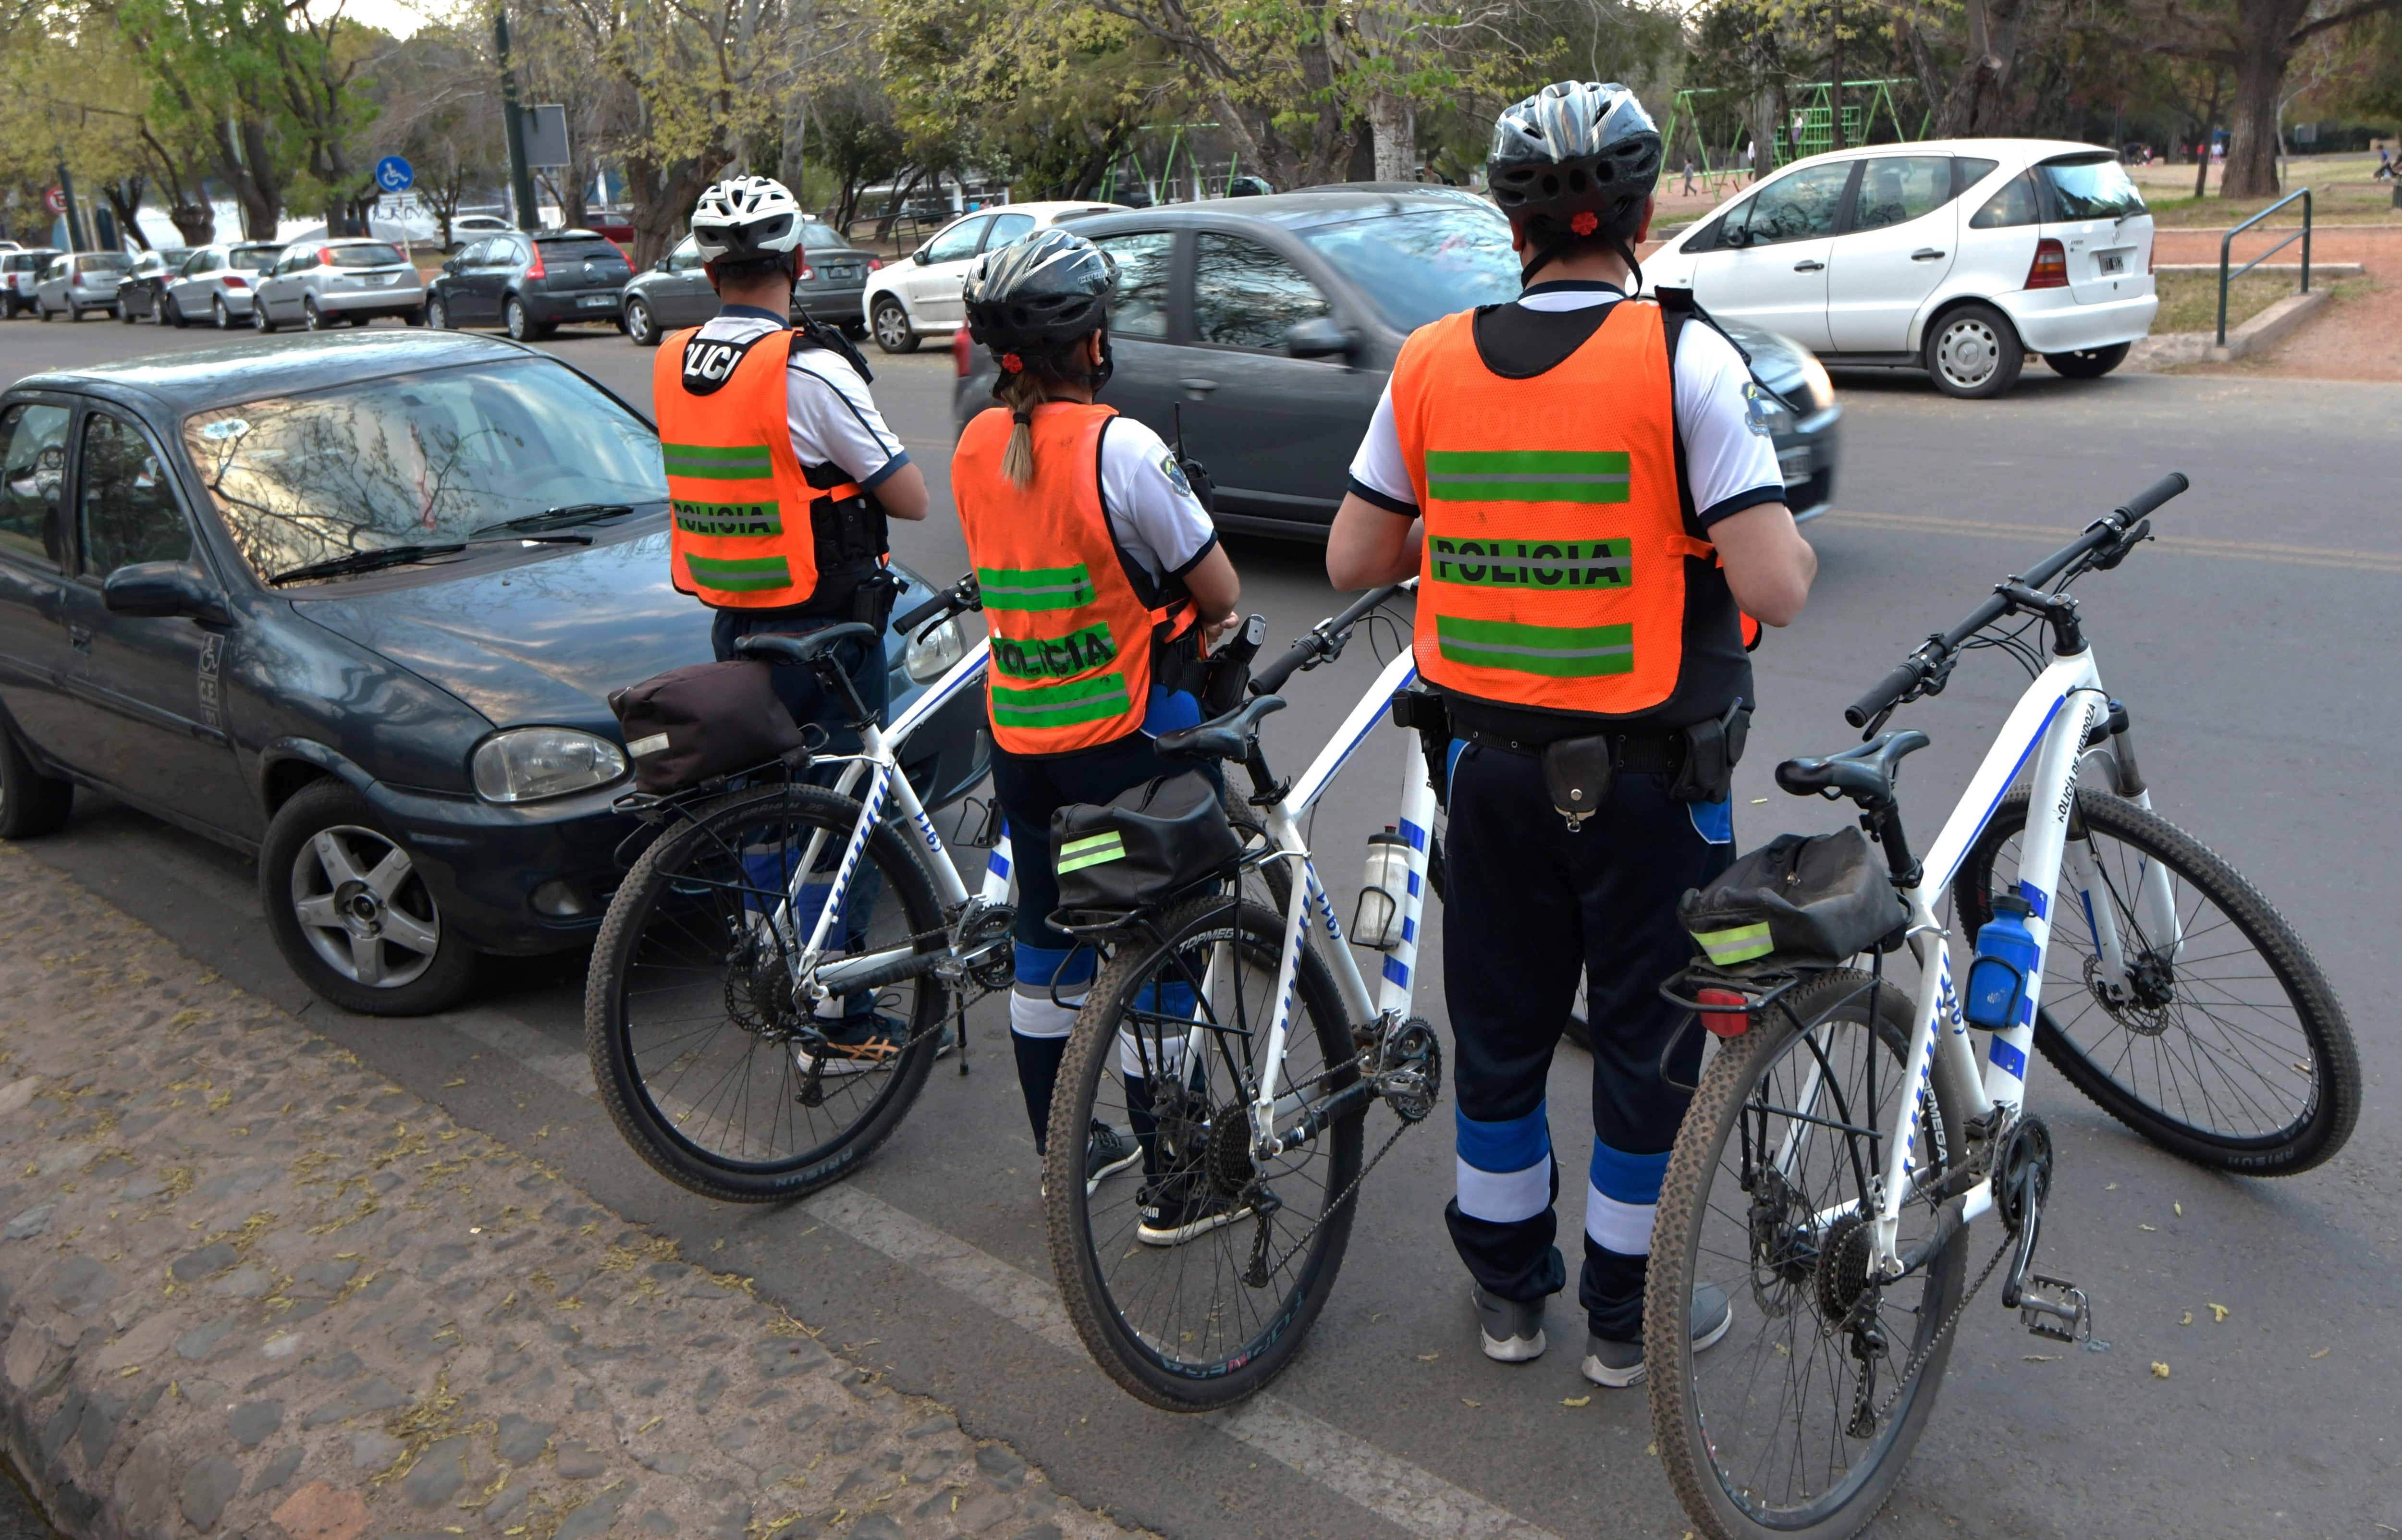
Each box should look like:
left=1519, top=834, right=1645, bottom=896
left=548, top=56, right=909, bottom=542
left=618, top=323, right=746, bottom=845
left=1488, top=82, right=1663, bottom=281
left=963, top=227, right=1117, bottom=385
left=689, top=175, right=806, bottom=265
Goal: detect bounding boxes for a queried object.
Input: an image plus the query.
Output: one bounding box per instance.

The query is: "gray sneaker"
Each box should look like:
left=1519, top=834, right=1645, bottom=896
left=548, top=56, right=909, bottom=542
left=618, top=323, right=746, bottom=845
left=1581, top=1283, right=1733, bottom=1389
left=1473, top=1283, right=1547, bottom=1363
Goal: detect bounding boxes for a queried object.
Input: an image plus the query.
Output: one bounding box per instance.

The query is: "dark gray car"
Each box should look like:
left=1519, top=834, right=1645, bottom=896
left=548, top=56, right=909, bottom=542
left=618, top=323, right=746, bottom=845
left=951, top=186, right=1839, bottom=538
left=621, top=221, right=880, bottom=348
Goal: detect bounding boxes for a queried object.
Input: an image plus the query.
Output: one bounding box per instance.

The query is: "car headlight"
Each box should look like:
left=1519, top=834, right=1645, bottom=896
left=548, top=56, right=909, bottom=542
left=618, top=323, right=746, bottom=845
left=472, top=727, right=627, bottom=803
left=1793, top=352, right=1836, bottom=413
left=904, top=613, right=968, bottom=684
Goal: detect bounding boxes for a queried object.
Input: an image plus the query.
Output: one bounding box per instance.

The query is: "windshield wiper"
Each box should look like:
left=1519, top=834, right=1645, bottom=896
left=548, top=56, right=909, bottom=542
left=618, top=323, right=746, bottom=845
left=469, top=503, right=636, bottom=538
left=270, top=544, right=467, bottom=585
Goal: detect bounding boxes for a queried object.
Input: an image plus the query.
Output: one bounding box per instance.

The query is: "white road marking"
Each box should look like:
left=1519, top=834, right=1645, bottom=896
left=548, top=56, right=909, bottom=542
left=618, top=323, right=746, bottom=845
left=459, top=1008, right=1561, bottom=1540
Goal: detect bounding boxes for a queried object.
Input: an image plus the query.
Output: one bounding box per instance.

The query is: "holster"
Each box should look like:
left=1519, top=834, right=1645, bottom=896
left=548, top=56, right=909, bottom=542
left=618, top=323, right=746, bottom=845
left=1542, top=734, right=1614, bottom=831
left=851, top=567, right=902, bottom=630
left=1667, top=699, right=1751, bottom=805
left=1388, top=687, right=1454, bottom=806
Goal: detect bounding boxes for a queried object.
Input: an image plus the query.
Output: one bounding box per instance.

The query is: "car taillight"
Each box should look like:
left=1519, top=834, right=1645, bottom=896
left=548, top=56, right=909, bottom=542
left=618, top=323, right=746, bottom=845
left=525, top=244, right=546, bottom=280
left=222, top=275, right=247, bottom=291
left=2026, top=238, right=2069, bottom=290
left=797, top=263, right=813, bottom=282
left=866, top=257, right=882, bottom=271
left=953, top=324, right=972, bottom=378
left=607, top=239, right=631, bottom=268
left=1697, top=988, right=1751, bottom=1039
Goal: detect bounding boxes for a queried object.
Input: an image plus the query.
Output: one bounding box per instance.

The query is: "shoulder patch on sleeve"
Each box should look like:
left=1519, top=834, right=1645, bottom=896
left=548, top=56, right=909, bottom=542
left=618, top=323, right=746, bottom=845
left=1740, top=381, right=1777, bottom=437
left=1159, top=451, right=1194, bottom=498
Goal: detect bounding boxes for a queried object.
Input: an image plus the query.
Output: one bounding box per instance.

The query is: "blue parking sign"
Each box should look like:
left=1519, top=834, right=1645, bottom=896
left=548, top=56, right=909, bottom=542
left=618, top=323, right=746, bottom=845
left=375, top=156, right=414, bottom=193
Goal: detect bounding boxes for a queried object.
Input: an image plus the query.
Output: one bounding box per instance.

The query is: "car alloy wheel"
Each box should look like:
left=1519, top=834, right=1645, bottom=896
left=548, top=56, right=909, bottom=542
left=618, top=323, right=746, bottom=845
left=870, top=296, right=917, bottom=354
left=213, top=296, right=231, bottom=329
left=34, top=300, right=49, bottom=322
left=252, top=300, right=275, bottom=333
left=304, top=297, right=328, bottom=330
left=505, top=298, right=531, bottom=340
left=120, top=299, right=138, bottom=324
left=625, top=296, right=656, bottom=347
left=291, top=823, right=442, bottom=990
left=426, top=295, right=448, bottom=330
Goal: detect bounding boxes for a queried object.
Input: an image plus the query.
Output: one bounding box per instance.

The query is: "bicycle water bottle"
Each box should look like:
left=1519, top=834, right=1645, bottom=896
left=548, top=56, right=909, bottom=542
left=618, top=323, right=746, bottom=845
left=1963, top=894, right=2039, bottom=1029
left=1354, top=829, right=1411, bottom=951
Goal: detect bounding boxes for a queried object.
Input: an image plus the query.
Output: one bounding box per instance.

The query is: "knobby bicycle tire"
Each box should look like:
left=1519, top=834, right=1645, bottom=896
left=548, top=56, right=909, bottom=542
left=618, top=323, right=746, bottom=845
left=585, top=782, right=949, bottom=1202
left=1043, top=893, right=1362, bottom=1411
left=1956, top=789, right=2357, bottom=1176
left=1649, top=969, right=1967, bottom=1540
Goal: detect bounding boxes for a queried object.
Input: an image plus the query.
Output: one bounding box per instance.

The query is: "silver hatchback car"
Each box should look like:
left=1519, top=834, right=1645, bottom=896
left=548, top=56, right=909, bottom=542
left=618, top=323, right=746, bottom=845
left=252, top=239, right=426, bottom=330
left=31, top=251, right=135, bottom=320
left=163, top=242, right=286, bottom=328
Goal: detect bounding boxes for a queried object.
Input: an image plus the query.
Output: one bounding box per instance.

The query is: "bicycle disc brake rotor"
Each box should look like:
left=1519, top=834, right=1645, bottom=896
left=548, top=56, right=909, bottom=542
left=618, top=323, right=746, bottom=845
left=2083, top=952, right=2175, bottom=1037
left=725, top=927, right=803, bottom=1038
left=1814, top=1210, right=1875, bottom=1328
left=1747, top=1166, right=1814, bottom=1319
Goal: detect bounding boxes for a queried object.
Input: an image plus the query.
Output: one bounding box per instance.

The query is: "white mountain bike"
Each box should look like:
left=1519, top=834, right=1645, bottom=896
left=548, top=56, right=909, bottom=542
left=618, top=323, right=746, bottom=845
left=1040, top=583, right=1453, bottom=1409
left=1643, top=474, right=2358, bottom=1540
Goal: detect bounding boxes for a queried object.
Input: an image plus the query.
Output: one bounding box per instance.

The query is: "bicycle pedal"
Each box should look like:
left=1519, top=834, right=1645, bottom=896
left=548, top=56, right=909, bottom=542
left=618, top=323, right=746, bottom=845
left=2019, top=1273, right=2091, bottom=1344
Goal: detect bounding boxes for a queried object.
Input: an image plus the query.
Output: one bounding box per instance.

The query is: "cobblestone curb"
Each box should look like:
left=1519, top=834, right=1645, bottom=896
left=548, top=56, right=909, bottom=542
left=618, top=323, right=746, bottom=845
left=0, top=847, right=1138, bottom=1540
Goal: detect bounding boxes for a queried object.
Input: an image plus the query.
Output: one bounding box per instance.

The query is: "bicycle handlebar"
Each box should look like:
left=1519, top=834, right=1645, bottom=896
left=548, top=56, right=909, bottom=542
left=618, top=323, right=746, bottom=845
left=894, top=573, right=982, bottom=638
left=1841, top=474, right=2188, bottom=730
left=1250, top=583, right=1404, bottom=696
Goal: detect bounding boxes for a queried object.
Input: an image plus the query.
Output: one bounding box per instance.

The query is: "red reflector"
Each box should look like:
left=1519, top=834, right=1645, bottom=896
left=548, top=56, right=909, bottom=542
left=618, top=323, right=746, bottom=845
left=952, top=324, right=973, bottom=378
left=1698, top=988, right=1750, bottom=1039
left=2026, top=238, right=2069, bottom=290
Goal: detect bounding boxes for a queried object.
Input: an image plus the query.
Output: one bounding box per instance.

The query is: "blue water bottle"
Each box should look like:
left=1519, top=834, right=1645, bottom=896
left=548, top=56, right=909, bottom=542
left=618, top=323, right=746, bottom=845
left=1963, top=895, right=2039, bottom=1029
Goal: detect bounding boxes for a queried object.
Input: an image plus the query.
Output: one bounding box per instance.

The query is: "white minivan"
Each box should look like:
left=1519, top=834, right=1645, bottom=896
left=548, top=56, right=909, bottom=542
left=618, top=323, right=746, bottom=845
left=1644, top=140, right=2156, bottom=397
left=860, top=200, right=1125, bottom=353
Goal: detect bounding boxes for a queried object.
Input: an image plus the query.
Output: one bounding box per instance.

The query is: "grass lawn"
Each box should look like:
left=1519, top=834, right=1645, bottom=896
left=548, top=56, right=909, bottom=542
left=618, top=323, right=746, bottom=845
left=2150, top=270, right=2371, bottom=333
left=2131, top=153, right=2402, bottom=227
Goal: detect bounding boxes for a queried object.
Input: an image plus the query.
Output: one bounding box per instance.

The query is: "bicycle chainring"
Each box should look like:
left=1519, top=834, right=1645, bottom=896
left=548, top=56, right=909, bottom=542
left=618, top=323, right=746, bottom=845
left=958, top=904, right=1017, bottom=993
left=1376, top=1017, right=1442, bottom=1124
left=1997, top=1114, right=2055, bottom=1235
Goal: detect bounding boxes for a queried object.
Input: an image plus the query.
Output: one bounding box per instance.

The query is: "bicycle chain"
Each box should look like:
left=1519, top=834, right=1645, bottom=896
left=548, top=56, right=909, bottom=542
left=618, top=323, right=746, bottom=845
left=1863, top=1228, right=2016, bottom=1429
left=1245, top=1050, right=1427, bottom=1278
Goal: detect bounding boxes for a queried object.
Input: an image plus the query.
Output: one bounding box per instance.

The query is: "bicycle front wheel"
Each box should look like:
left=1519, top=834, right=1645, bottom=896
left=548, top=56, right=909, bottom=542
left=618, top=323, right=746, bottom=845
left=1649, top=969, right=1967, bottom=1540
left=585, top=783, right=948, bottom=1201
left=1957, top=789, right=2358, bottom=1176
left=1043, top=894, right=1363, bottom=1410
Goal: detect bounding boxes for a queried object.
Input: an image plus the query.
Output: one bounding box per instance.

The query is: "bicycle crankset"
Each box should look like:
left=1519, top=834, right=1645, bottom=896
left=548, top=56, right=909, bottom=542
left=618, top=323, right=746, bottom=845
left=954, top=903, right=1017, bottom=993
left=1374, top=1016, right=1443, bottom=1123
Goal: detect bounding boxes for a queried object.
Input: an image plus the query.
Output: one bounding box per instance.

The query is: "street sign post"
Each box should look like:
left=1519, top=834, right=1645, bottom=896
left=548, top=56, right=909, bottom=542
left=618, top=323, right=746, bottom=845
left=375, top=156, right=415, bottom=194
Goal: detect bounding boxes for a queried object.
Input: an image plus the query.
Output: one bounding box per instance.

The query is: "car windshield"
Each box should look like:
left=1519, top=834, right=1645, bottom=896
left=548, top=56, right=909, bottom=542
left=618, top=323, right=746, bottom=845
left=1298, top=205, right=1522, bottom=330
left=325, top=243, right=407, bottom=268
left=2042, top=157, right=2146, bottom=220
left=801, top=223, right=849, bottom=250
left=181, top=358, right=667, bottom=583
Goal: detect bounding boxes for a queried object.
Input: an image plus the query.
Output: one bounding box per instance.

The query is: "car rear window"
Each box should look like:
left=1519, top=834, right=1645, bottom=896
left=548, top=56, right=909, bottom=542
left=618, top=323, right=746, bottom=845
left=183, top=358, right=667, bottom=583
left=801, top=222, right=848, bottom=250
left=1299, top=205, right=1520, bottom=331
left=2040, top=156, right=2146, bottom=220
left=232, top=245, right=282, bottom=271
left=77, top=253, right=134, bottom=273
left=325, top=243, right=408, bottom=268
left=542, top=240, right=627, bottom=265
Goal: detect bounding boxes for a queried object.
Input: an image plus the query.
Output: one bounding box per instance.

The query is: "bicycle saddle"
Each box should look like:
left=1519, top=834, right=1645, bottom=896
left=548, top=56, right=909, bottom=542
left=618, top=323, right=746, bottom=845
left=734, top=623, right=878, bottom=667
left=1776, top=730, right=1931, bottom=808
left=1155, top=694, right=1286, bottom=761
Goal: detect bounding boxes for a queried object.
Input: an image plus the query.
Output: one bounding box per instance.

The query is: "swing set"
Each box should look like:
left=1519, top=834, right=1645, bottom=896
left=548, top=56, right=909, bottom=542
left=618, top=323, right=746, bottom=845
left=1660, top=79, right=1927, bottom=194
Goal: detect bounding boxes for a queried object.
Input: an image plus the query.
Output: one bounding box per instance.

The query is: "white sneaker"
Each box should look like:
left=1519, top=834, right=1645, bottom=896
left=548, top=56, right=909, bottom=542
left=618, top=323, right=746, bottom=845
left=1473, top=1283, right=1547, bottom=1363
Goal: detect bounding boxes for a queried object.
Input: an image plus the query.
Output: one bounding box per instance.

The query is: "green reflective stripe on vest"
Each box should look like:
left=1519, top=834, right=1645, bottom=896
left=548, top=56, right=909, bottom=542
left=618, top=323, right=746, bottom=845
left=1434, top=615, right=1633, bottom=677
left=992, top=622, right=1117, bottom=682
left=977, top=564, right=1096, bottom=611
left=1056, top=831, right=1127, bottom=874
left=1425, top=450, right=1631, bottom=503
left=685, top=552, right=795, bottom=593
left=1430, top=537, right=1631, bottom=589
left=1691, top=922, right=1774, bottom=965
left=664, top=442, right=774, bottom=480
left=674, top=500, right=784, bottom=538
left=990, top=672, right=1132, bottom=729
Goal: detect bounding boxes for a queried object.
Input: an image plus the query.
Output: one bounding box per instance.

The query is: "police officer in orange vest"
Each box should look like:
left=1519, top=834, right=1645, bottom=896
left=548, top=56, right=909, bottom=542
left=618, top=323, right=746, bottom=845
left=1327, top=82, right=1820, bottom=1388
left=653, top=175, right=930, bottom=1069
left=952, top=230, right=1246, bottom=1231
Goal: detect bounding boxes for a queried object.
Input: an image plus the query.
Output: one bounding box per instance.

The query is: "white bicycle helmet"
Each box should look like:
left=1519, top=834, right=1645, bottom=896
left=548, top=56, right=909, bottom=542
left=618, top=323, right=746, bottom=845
left=689, top=176, right=806, bottom=264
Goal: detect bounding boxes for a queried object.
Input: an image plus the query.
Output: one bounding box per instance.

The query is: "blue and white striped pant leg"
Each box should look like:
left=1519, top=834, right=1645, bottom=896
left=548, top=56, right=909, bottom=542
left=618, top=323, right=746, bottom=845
left=1447, top=1101, right=1568, bottom=1302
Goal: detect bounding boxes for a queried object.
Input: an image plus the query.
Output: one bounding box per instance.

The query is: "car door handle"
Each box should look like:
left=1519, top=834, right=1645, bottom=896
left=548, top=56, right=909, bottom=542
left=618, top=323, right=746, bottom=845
left=1178, top=378, right=1220, bottom=394
left=1791, top=260, right=1825, bottom=273
left=1911, top=248, right=1947, bottom=261
left=67, top=624, right=92, bottom=653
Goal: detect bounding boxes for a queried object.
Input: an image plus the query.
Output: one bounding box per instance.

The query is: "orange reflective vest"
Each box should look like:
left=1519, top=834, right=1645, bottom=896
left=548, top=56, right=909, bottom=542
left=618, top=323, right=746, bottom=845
left=653, top=326, right=879, bottom=612
left=1390, top=299, right=1752, bottom=724
left=953, top=403, right=1194, bottom=756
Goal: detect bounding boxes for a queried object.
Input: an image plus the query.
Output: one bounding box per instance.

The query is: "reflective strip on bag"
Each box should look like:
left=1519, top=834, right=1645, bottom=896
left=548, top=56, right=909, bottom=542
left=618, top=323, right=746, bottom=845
left=976, top=563, right=1097, bottom=611
left=990, top=672, right=1132, bottom=729
left=1056, top=831, right=1127, bottom=874
left=663, top=442, right=774, bottom=480
left=685, top=551, right=794, bottom=593
left=1429, top=536, right=1631, bottom=589
left=1691, top=922, right=1775, bottom=965
left=674, top=500, right=783, bottom=538
left=1425, top=450, right=1631, bottom=503
left=1434, top=615, right=1633, bottom=677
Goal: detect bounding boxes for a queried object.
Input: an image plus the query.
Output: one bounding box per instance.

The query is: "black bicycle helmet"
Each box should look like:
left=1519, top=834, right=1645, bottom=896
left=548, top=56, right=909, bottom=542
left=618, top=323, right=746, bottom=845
left=963, top=228, right=1116, bottom=383
left=1487, top=81, right=1663, bottom=283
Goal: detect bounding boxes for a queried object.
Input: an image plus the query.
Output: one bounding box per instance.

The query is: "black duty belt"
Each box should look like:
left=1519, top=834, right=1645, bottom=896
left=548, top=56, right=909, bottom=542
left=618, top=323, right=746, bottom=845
left=1456, top=722, right=1684, bottom=776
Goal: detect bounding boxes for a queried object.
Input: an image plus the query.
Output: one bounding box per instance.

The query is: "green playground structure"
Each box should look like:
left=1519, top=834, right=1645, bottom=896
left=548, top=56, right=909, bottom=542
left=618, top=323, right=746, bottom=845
left=1660, top=80, right=1928, bottom=181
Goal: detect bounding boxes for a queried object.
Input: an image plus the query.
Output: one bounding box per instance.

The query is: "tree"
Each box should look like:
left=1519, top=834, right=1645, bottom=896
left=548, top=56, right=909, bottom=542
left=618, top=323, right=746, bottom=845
left=2133, top=0, right=2402, bottom=197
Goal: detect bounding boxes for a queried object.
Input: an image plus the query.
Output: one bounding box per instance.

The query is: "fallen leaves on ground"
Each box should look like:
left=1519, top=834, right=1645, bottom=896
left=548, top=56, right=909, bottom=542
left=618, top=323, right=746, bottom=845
left=2024, top=1354, right=2061, bottom=1363
left=2180, top=1311, right=2193, bottom=1326
left=2150, top=1362, right=2171, bottom=1379
left=2310, top=1347, right=2332, bottom=1360
left=2208, top=1303, right=2229, bottom=1322
left=1561, top=1395, right=1591, bottom=1407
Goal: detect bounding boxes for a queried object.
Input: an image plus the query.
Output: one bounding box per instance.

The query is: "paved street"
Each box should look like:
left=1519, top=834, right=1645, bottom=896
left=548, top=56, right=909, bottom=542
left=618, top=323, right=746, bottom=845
left=3, top=315, right=2397, bottom=1539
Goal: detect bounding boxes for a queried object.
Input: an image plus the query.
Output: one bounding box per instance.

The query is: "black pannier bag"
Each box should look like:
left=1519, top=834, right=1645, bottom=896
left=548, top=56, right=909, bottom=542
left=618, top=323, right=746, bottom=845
left=1678, top=826, right=1910, bottom=970
left=608, top=661, right=809, bottom=795
left=1050, top=771, right=1242, bottom=925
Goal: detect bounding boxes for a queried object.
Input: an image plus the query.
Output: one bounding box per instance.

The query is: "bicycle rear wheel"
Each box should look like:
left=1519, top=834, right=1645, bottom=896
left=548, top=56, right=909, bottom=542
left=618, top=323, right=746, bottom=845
left=1043, top=893, right=1363, bottom=1410
left=1957, top=789, right=2358, bottom=1176
left=1649, top=969, right=1966, bottom=1540
left=585, top=783, right=948, bottom=1201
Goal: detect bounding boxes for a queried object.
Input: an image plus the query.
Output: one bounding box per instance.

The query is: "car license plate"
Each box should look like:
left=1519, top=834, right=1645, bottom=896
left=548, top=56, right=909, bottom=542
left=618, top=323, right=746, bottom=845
left=827, top=265, right=859, bottom=282
left=2096, top=251, right=2127, bottom=275
left=579, top=293, right=615, bottom=307
left=1777, top=446, right=1812, bottom=485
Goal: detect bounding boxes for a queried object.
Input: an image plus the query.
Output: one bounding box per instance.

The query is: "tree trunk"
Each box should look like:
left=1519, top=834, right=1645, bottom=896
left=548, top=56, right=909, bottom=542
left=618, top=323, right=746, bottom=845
left=2222, top=15, right=2291, bottom=198
left=1368, top=91, right=1414, bottom=182
left=168, top=204, right=215, bottom=245
left=102, top=181, right=150, bottom=249
left=626, top=151, right=713, bottom=269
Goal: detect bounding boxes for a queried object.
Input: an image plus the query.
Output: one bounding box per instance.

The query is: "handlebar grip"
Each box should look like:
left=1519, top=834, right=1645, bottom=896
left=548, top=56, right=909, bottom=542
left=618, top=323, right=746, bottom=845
left=894, top=593, right=949, bottom=636
left=2118, top=472, right=2189, bottom=523
left=1250, top=642, right=1312, bottom=697
left=1844, top=662, right=1921, bottom=729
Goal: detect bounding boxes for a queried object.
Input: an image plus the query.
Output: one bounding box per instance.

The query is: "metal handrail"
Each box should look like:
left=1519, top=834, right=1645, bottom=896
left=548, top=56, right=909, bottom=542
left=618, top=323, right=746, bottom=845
left=2217, top=187, right=2311, bottom=346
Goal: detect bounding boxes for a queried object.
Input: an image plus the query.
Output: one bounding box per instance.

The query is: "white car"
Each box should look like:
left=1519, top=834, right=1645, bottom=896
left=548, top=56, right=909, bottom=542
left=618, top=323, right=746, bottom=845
left=1644, top=139, right=2156, bottom=398
left=861, top=200, right=1125, bottom=353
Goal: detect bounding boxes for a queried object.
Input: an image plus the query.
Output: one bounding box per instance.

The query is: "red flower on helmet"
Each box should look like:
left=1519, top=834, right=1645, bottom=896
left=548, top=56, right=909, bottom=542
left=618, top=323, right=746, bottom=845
left=1570, top=210, right=1599, bottom=236
left=1001, top=352, right=1025, bottom=373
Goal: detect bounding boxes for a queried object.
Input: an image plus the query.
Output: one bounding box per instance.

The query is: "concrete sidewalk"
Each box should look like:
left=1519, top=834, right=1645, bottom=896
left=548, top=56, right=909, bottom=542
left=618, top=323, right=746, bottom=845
left=0, top=847, right=1134, bottom=1540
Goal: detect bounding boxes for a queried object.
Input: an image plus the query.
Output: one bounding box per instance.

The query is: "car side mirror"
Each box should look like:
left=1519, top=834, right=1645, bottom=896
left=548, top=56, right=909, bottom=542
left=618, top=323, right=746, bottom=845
left=911, top=246, right=931, bottom=266
left=103, top=562, right=230, bottom=626
left=653, top=257, right=669, bottom=271
left=1284, top=316, right=1359, bottom=360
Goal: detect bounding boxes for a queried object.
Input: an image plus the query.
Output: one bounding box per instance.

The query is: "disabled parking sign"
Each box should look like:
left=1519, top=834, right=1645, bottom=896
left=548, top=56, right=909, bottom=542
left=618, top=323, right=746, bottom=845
left=374, top=156, right=414, bottom=193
